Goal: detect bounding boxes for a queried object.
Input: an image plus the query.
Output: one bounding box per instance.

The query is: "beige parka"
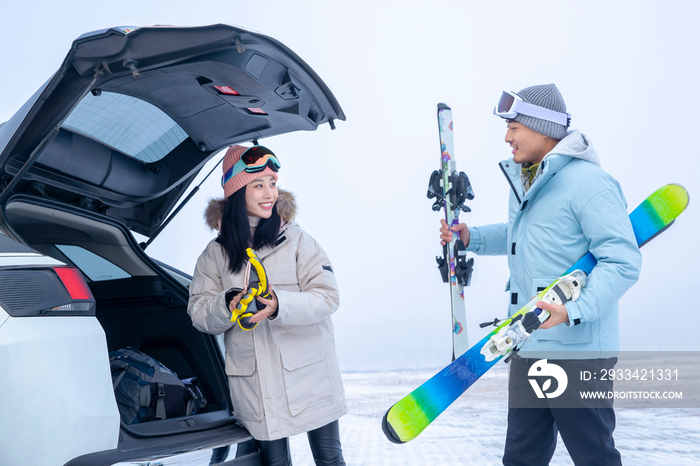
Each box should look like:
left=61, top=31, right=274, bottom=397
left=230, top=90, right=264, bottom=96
left=187, top=190, right=346, bottom=440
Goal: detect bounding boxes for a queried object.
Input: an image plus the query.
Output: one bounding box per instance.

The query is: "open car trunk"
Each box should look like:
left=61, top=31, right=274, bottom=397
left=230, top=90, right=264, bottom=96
left=4, top=195, right=249, bottom=464
left=0, top=23, right=345, bottom=465
left=0, top=24, right=344, bottom=239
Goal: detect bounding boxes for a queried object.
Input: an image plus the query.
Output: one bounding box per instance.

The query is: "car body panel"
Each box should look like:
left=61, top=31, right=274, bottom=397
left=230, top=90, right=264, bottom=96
left=0, top=252, right=66, bottom=267
left=0, top=316, right=120, bottom=465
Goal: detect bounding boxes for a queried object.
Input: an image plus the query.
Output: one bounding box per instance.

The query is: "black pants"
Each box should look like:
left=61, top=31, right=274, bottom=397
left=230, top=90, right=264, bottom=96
left=234, top=420, right=345, bottom=466
left=502, top=357, right=621, bottom=466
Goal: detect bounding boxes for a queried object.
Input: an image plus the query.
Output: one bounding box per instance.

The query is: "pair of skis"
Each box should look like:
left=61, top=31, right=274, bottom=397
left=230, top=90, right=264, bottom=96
left=426, top=103, right=474, bottom=360
left=383, top=103, right=690, bottom=444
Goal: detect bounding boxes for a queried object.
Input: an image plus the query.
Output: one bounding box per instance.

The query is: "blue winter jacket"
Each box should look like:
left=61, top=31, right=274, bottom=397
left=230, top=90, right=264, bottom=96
left=467, top=130, right=642, bottom=356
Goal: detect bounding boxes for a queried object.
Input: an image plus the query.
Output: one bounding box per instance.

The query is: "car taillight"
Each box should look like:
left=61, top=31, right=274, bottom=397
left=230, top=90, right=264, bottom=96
left=0, top=267, right=95, bottom=317
left=54, top=267, right=93, bottom=300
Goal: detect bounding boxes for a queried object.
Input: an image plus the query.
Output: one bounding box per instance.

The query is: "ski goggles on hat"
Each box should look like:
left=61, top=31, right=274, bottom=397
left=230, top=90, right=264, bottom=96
left=494, top=90, right=571, bottom=127
left=222, top=145, right=281, bottom=187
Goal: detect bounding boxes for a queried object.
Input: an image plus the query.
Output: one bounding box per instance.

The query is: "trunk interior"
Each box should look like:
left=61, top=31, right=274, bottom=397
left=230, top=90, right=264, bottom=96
left=4, top=195, right=237, bottom=439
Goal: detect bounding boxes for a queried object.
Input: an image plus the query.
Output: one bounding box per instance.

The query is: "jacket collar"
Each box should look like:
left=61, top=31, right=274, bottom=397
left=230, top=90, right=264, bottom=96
left=500, top=155, right=575, bottom=205
left=499, top=130, right=596, bottom=204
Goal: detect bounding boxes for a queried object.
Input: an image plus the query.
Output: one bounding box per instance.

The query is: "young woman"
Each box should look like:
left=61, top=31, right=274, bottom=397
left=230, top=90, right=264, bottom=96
left=188, top=145, right=346, bottom=465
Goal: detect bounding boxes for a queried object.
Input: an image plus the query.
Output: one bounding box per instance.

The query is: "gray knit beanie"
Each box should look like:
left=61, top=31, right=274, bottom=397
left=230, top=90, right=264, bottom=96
left=513, top=84, right=568, bottom=140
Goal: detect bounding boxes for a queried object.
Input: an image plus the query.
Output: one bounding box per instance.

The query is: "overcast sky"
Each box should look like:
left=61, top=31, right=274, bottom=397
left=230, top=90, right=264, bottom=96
left=1, top=0, right=698, bottom=372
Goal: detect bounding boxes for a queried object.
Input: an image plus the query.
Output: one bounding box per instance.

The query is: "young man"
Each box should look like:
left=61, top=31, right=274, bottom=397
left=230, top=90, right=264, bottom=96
left=440, top=84, right=642, bottom=465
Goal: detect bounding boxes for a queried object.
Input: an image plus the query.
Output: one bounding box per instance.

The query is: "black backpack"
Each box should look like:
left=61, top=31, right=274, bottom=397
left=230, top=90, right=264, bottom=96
left=110, top=348, right=207, bottom=425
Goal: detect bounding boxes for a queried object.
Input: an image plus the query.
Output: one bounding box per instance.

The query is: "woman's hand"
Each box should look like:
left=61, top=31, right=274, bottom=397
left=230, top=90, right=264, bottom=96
left=227, top=289, right=246, bottom=314
left=249, top=287, right=278, bottom=323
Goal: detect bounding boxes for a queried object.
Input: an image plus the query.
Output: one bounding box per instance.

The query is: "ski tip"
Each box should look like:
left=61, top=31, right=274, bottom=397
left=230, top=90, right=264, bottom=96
left=656, top=183, right=690, bottom=210
left=668, top=183, right=690, bottom=209
left=437, top=102, right=451, bottom=111
left=382, top=408, right=405, bottom=444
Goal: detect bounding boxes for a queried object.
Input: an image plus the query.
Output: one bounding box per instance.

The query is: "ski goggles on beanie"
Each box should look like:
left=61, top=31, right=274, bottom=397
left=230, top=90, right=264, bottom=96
left=494, top=90, right=571, bottom=127
left=221, top=145, right=281, bottom=188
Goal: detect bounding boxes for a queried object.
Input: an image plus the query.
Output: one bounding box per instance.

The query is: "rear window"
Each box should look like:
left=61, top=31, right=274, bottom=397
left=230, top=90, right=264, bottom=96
left=61, top=91, right=188, bottom=163
left=56, top=245, right=130, bottom=281
left=152, top=259, right=192, bottom=287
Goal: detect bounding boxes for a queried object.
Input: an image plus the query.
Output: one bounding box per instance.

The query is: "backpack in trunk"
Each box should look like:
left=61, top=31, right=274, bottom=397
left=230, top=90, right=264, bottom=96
left=110, top=348, right=207, bottom=425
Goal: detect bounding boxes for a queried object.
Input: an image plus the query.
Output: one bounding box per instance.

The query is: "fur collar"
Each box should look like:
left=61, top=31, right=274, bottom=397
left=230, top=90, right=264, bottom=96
left=204, top=188, right=297, bottom=231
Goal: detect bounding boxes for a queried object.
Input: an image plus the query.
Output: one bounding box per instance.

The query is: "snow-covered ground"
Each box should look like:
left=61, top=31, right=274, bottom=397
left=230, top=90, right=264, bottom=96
left=127, top=363, right=700, bottom=465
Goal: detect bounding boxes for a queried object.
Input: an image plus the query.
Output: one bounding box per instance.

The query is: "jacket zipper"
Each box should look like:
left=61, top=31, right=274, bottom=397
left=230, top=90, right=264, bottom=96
left=499, top=162, right=522, bottom=205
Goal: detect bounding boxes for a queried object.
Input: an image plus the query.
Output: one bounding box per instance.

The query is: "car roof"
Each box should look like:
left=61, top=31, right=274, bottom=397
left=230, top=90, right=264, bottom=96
left=0, top=24, right=344, bottom=237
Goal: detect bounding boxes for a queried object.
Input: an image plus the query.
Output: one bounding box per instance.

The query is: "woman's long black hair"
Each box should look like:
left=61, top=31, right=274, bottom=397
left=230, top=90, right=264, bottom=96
left=219, top=186, right=282, bottom=274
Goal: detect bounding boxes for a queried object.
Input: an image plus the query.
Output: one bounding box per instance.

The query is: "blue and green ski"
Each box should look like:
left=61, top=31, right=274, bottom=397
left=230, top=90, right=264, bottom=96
left=384, top=183, right=689, bottom=443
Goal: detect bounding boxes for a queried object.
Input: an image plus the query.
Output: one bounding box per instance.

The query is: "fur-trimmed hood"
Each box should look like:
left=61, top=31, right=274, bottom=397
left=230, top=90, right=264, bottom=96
left=204, top=188, right=297, bottom=230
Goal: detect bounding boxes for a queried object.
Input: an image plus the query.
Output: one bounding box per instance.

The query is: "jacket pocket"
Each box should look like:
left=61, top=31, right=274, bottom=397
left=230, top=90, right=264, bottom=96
left=533, top=322, right=593, bottom=344
left=266, top=249, right=299, bottom=289
left=532, top=275, right=562, bottom=303
left=270, top=268, right=301, bottom=293
left=225, top=352, right=261, bottom=421
left=277, top=326, right=333, bottom=415
left=227, top=375, right=261, bottom=422
left=224, top=330, right=255, bottom=376
left=531, top=276, right=593, bottom=344
left=282, top=359, right=333, bottom=416
left=225, top=350, right=256, bottom=376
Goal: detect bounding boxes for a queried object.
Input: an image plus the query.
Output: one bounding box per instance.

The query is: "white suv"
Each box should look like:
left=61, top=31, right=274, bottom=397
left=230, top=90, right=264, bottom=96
left=0, top=24, right=344, bottom=466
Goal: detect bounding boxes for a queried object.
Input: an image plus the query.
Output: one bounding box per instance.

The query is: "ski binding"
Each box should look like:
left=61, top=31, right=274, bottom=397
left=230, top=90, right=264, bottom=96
left=480, top=269, right=588, bottom=362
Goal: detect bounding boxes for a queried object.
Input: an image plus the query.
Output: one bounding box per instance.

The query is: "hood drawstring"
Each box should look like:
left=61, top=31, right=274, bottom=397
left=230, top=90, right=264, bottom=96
left=243, top=260, right=252, bottom=291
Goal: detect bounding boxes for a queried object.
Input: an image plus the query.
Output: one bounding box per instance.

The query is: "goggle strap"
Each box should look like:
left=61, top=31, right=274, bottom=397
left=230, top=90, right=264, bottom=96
left=244, top=158, right=280, bottom=173
left=514, top=101, right=571, bottom=127
left=221, top=157, right=280, bottom=187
